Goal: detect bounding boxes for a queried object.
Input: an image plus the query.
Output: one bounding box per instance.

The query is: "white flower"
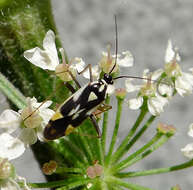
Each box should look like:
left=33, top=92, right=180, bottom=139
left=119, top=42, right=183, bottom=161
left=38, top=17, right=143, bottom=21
left=0, top=133, right=25, bottom=160
left=99, top=50, right=134, bottom=74
left=188, top=123, right=193, bottom=137
left=0, top=158, right=31, bottom=190
left=164, top=40, right=193, bottom=96
left=117, top=51, right=134, bottom=67
left=0, top=176, right=31, bottom=190
left=181, top=123, right=193, bottom=159
left=175, top=72, right=193, bottom=96
left=82, top=49, right=134, bottom=96
left=165, top=40, right=180, bottom=63
left=82, top=65, right=100, bottom=80
left=0, top=97, right=54, bottom=146
left=24, top=30, right=59, bottom=71
left=125, top=69, right=169, bottom=116
left=181, top=143, right=193, bottom=159
left=125, top=79, right=141, bottom=93
left=24, top=30, right=85, bottom=81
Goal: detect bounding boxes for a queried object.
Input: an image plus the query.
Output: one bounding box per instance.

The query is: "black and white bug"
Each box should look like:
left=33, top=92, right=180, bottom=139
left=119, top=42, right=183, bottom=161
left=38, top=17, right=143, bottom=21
left=44, top=73, right=114, bottom=140
left=43, top=15, right=160, bottom=140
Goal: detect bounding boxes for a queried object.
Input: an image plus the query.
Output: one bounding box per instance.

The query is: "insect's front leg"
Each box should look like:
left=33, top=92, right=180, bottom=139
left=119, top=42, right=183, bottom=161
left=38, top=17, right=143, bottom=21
left=78, top=64, right=93, bottom=83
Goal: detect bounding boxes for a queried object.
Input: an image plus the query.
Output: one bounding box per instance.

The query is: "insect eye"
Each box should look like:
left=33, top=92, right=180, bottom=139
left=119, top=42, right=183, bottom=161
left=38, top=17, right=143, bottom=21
left=104, top=74, right=113, bottom=84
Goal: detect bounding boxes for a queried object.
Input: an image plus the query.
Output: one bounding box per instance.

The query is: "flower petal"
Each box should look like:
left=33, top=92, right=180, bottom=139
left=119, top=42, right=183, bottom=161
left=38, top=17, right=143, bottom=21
left=36, top=126, right=45, bottom=142
left=181, top=143, right=193, bottom=159
left=39, top=108, right=55, bottom=124
left=151, top=69, right=163, bottom=80
left=117, top=51, right=134, bottom=67
left=19, top=128, right=37, bottom=146
left=175, top=73, right=193, bottom=96
left=165, top=40, right=180, bottom=63
left=125, top=79, right=141, bottom=93
left=128, top=97, right=143, bottom=110
left=82, top=65, right=100, bottom=80
left=71, top=57, right=86, bottom=73
left=189, top=67, right=193, bottom=74
left=24, top=47, right=56, bottom=71
left=147, top=95, right=168, bottom=116
left=0, top=133, right=25, bottom=160
left=188, top=123, right=193, bottom=137
left=1, top=179, right=21, bottom=190
left=43, top=30, right=59, bottom=69
left=157, top=83, right=173, bottom=97
left=16, top=175, right=31, bottom=190
left=106, top=85, right=115, bottom=95
left=0, top=110, right=21, bottom=134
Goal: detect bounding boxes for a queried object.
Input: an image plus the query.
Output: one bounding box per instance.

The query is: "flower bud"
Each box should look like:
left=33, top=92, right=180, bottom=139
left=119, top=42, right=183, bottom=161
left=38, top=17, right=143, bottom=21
left=171, top=184, right=181, bottom=190
left=0, top=158, right=13, bottom=180
left=86, top=161, right=103, bottom=179
left=42, top=160, right=57, bottom=175
left=157, top=122, right=176, bottom=136
left=21, top=107, right=42, bottom=129
left=55, top=63, right=76, bottom=81
left=115, top=88, right=126, bottom=100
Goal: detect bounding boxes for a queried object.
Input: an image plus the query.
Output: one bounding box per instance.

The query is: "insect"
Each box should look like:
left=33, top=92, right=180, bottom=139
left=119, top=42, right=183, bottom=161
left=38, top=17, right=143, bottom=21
left=43, top=16, right=156, bottom=140
left=25, top=16, right=163, bottom=140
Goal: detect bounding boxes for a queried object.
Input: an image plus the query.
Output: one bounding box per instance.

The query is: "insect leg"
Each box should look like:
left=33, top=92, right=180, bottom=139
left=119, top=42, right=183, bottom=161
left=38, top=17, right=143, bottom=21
left=67, top=70, right=81, bottom=89
left=90, top=114, right=101, bottom=138
left=93, top=103, right=112, bottom=117
left=64, top=82, right=76, bottom=93
left=78, top=64, right=93, bottom=82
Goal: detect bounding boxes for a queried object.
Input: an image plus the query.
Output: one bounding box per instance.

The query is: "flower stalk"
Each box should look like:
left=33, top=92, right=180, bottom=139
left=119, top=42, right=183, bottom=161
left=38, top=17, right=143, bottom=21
left=105, top=97, right=124, bottom=165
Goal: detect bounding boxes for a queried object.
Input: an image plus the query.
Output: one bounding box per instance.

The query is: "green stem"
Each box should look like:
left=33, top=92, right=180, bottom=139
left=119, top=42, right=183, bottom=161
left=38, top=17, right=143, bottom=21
left=123, top=115, right=156, bottom=155
left=106, top=176, right=155, bottom=190
left=105, top=98, right=123, bottom=165
left=97, top=137, right=105, bottom=165
left=112, top=133, right=163, bottom=173
left=110, top=108, right=147, bottom=164
left=114, top=135, right=171, bottom=172
left=0, top=72, right=26, bottom=109
left=116, top=159, right=193, bottom=178
left=28, top=177, right=92, bottom=189
left=56, top=167, right=83, bottom=174
left=101, top=96, right=110, bottom=155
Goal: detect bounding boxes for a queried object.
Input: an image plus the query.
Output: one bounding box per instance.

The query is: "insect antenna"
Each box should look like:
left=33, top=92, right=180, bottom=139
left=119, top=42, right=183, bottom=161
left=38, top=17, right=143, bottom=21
left=113, top=75, right=173, bottom=90
left=109, top=15, right=118, bottom=75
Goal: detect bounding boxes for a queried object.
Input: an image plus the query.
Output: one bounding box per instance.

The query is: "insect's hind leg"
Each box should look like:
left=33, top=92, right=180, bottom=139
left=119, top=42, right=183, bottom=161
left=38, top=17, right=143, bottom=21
left=89, top=114, right=101, bottom=138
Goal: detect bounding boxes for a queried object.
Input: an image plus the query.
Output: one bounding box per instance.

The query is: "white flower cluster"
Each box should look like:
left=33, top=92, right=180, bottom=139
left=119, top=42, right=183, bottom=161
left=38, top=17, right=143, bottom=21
left=24, top=30, right=85, bottom=82
left=0, top=30, right=193, bottom=190
left=24, top=30, right=134, bottom=95
left=0, top=97, right=54, bottom=189
left=0, top=157, right=31, bottom=190
left=125, top=40, right=193, bottom=116
left=0, top=97, right=54, bottom=159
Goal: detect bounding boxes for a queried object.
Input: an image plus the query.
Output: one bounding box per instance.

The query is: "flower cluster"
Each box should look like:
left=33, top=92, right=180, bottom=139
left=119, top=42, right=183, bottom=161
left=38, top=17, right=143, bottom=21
left=0, top=97, right=54, bottom=189
left=125, top=40, right=193, bottom=116
left=24, top=30, right=134, bottom=95
left=0, top=157, right=31, bottom=190
left=1, top=29, right=193, bottom=190
left=0, top=97, right=54, bottom=159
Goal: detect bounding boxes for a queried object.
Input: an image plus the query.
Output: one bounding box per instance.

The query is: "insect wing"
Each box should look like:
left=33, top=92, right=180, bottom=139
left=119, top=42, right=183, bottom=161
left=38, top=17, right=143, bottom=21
left=44, top=81, right=107, bottom=140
